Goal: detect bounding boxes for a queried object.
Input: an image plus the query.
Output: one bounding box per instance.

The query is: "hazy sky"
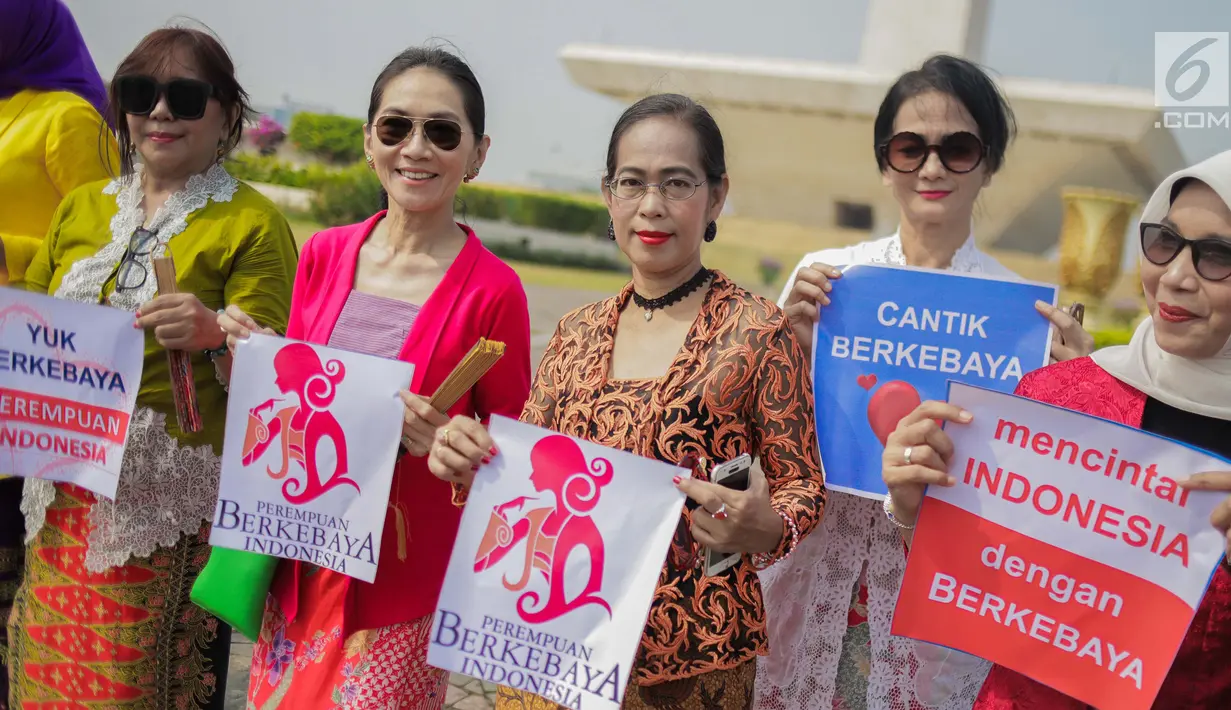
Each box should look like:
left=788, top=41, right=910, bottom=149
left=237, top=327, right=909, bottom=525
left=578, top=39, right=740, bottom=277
left=64, top=0, right=1230, bottom=187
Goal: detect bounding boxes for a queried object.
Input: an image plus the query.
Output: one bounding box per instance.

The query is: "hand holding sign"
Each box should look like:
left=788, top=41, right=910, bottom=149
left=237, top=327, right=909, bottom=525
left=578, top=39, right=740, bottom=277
left=218, top=304, right=275, bottom=350
left=428, top=414, right=498, bottom=487
left=882, top=400, right=971, bottom=525
left=782, top=261, right=841, bottom=359
left=1180, top=472, right=1231, bottom=559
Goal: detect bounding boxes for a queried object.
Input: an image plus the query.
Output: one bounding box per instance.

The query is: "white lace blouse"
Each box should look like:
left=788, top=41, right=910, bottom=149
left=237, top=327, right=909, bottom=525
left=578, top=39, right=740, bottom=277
left=754, top=231, right=1013, bottom=710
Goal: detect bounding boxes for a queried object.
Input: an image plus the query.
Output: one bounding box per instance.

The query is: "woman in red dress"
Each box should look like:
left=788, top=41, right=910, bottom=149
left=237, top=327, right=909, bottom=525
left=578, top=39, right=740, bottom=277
left=881, top=148, right=1231, bottom=708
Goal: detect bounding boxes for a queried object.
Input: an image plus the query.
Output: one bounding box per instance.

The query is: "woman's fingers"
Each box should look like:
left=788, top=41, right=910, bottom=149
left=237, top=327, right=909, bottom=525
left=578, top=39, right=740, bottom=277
left=897, top=401, right=973, bottom=430
left=427, top=448, right=476, bottom=485
left=225, top=304, right=260, bottom=331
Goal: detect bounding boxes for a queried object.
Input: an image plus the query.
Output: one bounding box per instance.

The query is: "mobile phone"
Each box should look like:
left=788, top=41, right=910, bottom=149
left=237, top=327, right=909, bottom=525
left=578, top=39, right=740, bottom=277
left=704, top=453, right=752, bottom=576
left=1067, top=302, right=1085, bottom=326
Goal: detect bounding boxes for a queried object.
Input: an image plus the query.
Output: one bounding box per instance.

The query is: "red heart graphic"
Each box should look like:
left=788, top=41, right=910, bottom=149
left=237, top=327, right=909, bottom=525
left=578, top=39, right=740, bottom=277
left=856, top=374, right=877, bottom=390
left=867, top=380, right=922, bottom=445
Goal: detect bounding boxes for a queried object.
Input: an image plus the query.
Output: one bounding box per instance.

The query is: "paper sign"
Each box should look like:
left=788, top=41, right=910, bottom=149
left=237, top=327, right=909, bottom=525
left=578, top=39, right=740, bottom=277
left=209, top=333, right=413, bottom=583
left=813, top=264, right=1057, bottom=498
left=0, top=287, right=144, bottom=498
left=893, top=382, right=1228, bottom=710
left=428, top=416, right=687, bottom=709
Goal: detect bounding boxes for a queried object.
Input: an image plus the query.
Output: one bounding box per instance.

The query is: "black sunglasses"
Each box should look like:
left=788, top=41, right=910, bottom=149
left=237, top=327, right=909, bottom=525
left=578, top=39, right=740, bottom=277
left=372, top=115, right=467, bottom=151
left=116, top=75, right=215, bottom=121
left=879, top=131, right=987, bottom=174
left=115, top=228, right=158, bottom=291
left=1140, top=222, right=1231, bottom=282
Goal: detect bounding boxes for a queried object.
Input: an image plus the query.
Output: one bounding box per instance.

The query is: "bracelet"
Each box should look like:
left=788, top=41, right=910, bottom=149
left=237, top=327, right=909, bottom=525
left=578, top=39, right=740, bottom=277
left=204, top=308, right=229, bottom=360
left=751, top=509, right=800, bottom=571
left=883, top=496, right=916, bottom=530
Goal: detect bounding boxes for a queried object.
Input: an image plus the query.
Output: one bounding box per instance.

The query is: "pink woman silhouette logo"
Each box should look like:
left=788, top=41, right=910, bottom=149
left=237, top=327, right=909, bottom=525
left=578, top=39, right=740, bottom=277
left=240, top=343, right=357, bottom=504
left=474, top=435, right=614, bottom=623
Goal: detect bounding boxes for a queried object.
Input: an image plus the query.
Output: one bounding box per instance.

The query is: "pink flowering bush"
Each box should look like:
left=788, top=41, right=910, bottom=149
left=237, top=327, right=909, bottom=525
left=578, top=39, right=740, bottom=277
left=250, top=115, right=286, bottom=156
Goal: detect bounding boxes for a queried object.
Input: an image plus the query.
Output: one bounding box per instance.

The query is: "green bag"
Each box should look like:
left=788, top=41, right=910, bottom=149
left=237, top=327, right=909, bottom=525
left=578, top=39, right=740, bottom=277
left=190, top=546, right=277, bottom=641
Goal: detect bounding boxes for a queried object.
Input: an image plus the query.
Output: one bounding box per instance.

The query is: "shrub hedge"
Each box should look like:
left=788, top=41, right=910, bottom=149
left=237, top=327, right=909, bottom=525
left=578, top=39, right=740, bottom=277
left=482, top=239, right=628, bottom=273
left=1091, top=328, right=1134, bottom=349
left=288, top=112, right=366, bottom=164
left=228, top=154, right=610, bottom=236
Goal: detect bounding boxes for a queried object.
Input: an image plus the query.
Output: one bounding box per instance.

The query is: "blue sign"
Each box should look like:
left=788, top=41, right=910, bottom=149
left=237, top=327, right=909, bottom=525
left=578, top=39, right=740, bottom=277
left=813, top=263, right=1058, bottom=498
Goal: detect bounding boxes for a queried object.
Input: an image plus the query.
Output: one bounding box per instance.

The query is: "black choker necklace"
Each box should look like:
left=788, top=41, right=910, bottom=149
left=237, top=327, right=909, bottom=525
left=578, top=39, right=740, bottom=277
left=632, top=267, right=712, bottom=321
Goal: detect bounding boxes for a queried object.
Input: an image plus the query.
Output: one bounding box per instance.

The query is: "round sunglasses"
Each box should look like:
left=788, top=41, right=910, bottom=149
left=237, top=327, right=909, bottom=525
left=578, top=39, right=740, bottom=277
left=116, top=75, right=215, bottom=121
left=879, top=131, right=987, bottom=174
left=1140, top=222, right=1231, bottom=281
left=372, top=115, right=469, bottom=152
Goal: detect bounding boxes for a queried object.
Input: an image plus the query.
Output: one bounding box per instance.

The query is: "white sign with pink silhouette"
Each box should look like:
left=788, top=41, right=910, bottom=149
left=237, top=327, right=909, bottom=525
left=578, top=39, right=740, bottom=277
left=429, top=416, right=689, bottom=710
left=208, top=333, right=413, bottom=583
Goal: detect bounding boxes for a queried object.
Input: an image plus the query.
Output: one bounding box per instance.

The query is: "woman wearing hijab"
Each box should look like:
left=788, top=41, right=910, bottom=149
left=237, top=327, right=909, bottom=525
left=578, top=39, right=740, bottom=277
left=883, top=148, right=1231, bottom=708
left=0, top=1, right=116, bottom=702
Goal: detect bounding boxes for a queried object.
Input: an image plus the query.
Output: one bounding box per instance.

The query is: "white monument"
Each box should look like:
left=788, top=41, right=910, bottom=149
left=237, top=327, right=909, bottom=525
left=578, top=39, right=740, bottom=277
left=559, top=0, right=1184, bottom=255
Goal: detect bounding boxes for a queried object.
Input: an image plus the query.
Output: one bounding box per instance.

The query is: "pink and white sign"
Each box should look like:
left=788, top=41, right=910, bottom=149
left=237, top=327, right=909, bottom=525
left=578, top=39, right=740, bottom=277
left=428, top=416, right=688, bottom=709
left=893, top=382, right=1228, bottom=710
left=0, top=288, right=143, bottom=499
left=209, top=333, right=413, bottom=582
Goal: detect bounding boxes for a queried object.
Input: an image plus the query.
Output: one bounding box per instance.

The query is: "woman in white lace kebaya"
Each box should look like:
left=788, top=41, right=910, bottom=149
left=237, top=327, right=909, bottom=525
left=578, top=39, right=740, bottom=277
left=753, top=55, right=1094, bottom=710
left=6, top=27, right=298, bottom=709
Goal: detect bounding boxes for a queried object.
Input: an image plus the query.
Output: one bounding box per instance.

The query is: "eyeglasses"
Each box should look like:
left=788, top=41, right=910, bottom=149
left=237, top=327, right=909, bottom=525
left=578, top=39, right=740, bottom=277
left=1140, top=222, right=1231, bottom=281
left=879, top=131, right=987, bottom=174
left=116, top=75, right=215, bottom=121
left=607, top=176, right=706, bottom=201
left=372, top=115, right=468, bottom=151
left=116, top=228, right=158, bottom=291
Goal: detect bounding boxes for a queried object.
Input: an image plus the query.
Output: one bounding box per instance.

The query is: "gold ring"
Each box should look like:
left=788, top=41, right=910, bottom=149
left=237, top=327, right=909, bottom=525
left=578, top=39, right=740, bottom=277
left=441, top=429, right=451, bottom=448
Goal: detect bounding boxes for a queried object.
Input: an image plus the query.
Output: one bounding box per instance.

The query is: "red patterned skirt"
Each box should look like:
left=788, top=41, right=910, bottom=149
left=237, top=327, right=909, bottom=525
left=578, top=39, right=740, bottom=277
left=5, top=484, right=230, bottom=708
left=247, top=564, right=448, bottom=709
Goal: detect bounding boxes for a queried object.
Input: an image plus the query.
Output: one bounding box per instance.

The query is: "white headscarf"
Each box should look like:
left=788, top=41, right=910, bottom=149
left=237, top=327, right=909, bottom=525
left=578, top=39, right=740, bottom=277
left=1091, top=149, right=1231, bottom=421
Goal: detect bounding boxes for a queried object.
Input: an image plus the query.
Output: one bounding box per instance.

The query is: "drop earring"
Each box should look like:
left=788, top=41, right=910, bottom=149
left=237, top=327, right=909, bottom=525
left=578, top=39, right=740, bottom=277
left=365, top=153, right=375, bottom=170
left=215, top=139, right=226, bottom=163
left=703, top=221, right=718, bottom=242
left=607, top=221, right=616, bottom=240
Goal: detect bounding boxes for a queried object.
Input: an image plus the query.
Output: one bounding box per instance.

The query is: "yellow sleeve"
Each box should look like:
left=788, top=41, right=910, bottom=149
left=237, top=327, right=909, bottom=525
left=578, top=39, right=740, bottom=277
left=45, top=100, right=117, bottom=198
left=3, top=99, right=115, bottom=285
left=223, top=208, right=300, bottom=337
left=13, top=193, right=73, bottom=295
left=2, top=233, right=44, bottom=285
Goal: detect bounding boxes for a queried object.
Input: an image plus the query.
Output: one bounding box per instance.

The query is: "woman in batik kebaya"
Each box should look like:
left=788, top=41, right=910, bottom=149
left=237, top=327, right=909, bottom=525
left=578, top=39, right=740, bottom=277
left=429, top=93, right=827, bottom=710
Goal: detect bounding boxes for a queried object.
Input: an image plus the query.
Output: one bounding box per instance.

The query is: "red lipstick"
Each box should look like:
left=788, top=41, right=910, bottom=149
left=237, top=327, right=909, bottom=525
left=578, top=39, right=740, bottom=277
left=1158, top=303, right=1198, bottom=323
left=918, top=190, right=951, bottom=201
left=636, top=230, right=671, bottom=246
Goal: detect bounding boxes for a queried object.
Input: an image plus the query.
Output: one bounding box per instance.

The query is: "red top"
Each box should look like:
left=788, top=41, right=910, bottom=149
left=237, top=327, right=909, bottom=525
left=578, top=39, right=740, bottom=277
left=974, top=356, right=1231, bottom=709
left=271, top=212, right=532, bottom=635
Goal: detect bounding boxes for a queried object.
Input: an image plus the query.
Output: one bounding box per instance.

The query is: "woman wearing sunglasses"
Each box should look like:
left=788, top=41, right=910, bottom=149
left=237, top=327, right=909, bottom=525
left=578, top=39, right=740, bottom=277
left=5, top=26, right=298, bottom=709
left=0, top=0, right=119, bottom=698
left=211, top=46, right=531, bottom=710
left=881, top=149, right=1231, bottom=708
left=756, top=54, right=1095, bottom=710
left=427, top=93, right=826, bottom=710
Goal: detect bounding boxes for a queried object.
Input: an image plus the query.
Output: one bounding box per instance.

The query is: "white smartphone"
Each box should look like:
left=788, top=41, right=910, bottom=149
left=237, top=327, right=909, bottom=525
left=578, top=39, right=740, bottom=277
left=704, top=453, right=753, bottom=577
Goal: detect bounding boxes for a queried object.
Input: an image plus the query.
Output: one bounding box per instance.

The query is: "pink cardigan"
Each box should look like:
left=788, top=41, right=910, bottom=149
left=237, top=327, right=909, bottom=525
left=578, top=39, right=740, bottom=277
left=271, top=212, right=532, bottom=634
